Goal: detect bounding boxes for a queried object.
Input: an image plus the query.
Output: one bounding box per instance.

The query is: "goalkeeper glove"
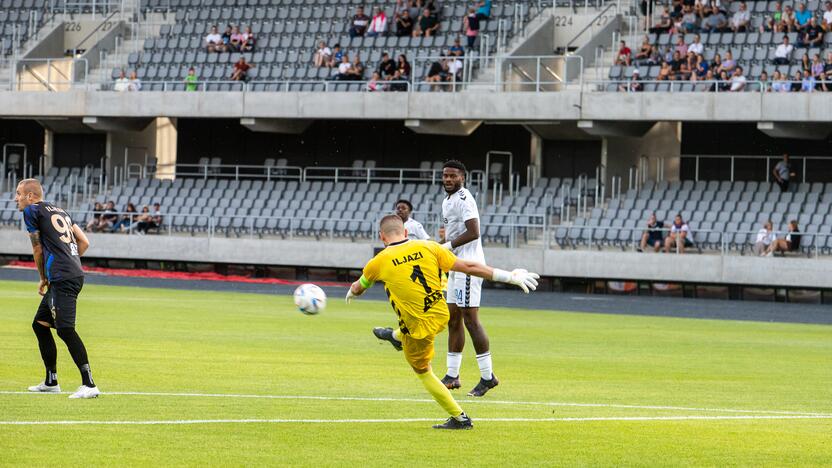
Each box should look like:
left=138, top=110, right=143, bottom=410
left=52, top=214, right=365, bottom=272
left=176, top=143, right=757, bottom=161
left=491, top=268, right=540, bottom=293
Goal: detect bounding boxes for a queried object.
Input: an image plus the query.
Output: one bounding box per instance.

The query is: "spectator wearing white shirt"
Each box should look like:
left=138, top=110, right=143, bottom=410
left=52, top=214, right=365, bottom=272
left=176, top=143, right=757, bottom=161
left=753, top=221, right=777, bottom=256
left=774, top=36, right=793, bottom=65
left=113, top=70, right=130, bottom=91
left=823, top=1, right=832, bottom=31
left=731, top=2, right=751, bottom=32
left=366, top=7, right=388, bottom=37
left=313, top=41, right=332, bottom=68
left=395, top=199, right=431, bottom=240
left=729, top=66, right=747, bottom=91
left=664, top=214, right=694, bottom=254
left=205, top=25, right=224, bottom=53
left=688, top=34, right=704, bottom=55
left=127, top=71, right=142, bottom=91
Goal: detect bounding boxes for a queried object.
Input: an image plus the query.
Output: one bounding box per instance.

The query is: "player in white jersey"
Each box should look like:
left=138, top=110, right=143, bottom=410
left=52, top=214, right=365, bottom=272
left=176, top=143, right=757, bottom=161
left=438, top=160, right=498, bottom=397
left=395, top=199, right=431, bottom=240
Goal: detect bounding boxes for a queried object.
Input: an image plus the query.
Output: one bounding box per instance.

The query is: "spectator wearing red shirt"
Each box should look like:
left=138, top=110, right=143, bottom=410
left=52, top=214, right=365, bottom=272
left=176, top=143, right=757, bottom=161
left=231, top=57, right=254, bottom=81
left=615, top=40, right=632, bottom=66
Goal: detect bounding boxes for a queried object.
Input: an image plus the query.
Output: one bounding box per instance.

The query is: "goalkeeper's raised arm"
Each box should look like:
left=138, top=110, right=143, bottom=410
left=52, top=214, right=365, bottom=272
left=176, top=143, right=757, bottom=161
left=449, top=259, right=540, bottom=294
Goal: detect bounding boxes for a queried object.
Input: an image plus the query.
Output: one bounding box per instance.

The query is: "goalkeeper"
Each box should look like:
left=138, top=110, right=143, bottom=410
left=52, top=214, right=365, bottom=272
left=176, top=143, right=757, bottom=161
left=346, top=214, right=539, bottom=430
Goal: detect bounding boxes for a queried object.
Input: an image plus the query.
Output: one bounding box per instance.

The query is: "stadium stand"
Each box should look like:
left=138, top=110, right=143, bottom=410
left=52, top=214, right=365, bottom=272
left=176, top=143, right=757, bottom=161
left=105, top=0, right=535, bottom=90
left=0, top=0, right=47, bottom=58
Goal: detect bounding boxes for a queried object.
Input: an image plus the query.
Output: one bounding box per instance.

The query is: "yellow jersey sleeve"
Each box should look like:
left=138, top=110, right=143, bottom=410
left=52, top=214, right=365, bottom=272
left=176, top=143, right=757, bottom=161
left=361, top=256, right=381, bottom=288
left=428, top=241, right=458, bottom=272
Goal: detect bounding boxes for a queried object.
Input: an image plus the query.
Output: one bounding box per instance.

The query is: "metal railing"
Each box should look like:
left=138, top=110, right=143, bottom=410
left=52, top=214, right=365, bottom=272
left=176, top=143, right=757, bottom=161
left=585, top=79, right=766, bottom=93
left=11, top=57, right=89, bottom=91
left=681, top=155, right=832, bottom=183
left=303, top=166, right=486, bottom=187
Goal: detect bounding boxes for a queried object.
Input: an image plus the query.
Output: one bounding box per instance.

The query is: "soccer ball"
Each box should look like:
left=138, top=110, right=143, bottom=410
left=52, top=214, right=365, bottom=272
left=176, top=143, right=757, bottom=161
left=293, top=283, right=326, bottom=315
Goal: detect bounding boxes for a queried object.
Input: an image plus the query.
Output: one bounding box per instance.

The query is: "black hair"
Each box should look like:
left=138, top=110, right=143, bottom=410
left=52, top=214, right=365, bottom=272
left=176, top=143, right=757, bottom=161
left=395, top=199, right=413, bottom=211
left=443, top=159, right=467, bottom=173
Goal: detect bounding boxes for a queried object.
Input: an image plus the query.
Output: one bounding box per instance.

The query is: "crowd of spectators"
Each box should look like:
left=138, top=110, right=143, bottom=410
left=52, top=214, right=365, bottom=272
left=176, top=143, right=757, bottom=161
left=204, top=24, right=256, bottom=53
left=85, top=201, right=163, bottom=235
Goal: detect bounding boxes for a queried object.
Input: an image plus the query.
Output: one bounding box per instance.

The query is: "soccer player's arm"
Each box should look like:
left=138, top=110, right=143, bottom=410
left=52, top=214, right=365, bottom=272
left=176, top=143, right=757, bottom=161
left=446, top=250, right=540, bottom=294
left=346, top=258, right=379, bottom=302
left=443, top=199, right=480, bottom=250
left=23, top=207, right=48, bottom=296
left=72, top=223, right=90, bottom=256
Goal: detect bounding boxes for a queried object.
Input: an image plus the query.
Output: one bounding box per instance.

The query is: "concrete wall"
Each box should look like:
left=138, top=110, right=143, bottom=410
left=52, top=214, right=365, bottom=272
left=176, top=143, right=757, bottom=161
left=606, top=121, right=681, bottom=187
left=2, top=91, right=832, bottom=123
left=107, top=120, right=157, bottom=176
left=1, top=230, right=828, bottom=288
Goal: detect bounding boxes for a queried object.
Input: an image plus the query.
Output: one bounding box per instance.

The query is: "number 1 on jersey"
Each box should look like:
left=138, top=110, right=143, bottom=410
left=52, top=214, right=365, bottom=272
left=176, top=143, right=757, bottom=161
left=410, top=265, right=432, bottom=294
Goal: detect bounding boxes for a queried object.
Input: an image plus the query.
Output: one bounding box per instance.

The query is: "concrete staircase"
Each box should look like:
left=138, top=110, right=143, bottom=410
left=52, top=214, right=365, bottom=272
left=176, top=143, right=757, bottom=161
left=0, top=17, right=64, bottom=89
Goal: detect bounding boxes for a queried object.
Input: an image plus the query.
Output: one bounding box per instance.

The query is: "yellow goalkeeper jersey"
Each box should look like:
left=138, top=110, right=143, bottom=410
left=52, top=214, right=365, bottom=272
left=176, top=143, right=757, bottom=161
left=361, top=239, right=457, bottom=339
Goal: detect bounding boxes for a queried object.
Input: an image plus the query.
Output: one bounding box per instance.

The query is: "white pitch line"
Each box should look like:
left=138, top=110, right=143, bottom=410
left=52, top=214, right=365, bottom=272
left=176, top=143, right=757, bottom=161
left=2, top=390, right=830, bottom=417
left=1, top=415, right=832, bottom=426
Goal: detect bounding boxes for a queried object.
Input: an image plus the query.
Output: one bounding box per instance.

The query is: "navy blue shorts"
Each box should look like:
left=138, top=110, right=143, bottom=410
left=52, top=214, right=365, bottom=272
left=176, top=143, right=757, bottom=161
left=34, top=277, right=84, bottom=329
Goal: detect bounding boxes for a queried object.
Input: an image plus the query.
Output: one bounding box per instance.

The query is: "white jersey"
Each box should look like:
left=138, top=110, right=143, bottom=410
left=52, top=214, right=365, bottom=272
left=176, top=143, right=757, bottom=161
left=442, top=187, right=485, bottom=263
left=404, top=217, right=430, bottom=240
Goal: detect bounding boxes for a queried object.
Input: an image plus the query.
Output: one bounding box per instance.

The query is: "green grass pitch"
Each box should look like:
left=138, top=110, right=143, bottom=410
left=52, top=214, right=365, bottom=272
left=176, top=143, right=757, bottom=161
left=0, top=279, right=830, bottom=466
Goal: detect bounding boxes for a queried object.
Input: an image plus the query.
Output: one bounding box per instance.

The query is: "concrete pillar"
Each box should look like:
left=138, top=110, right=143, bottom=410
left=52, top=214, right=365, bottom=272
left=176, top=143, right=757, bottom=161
left=43, top=128, right=54, bottom=174
left=155, top=117, right=177, bottom=180
left=529, top=130, right=543, bottom=185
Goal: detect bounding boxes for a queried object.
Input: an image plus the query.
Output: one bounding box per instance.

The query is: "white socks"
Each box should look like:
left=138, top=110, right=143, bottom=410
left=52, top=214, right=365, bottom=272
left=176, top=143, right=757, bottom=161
left=476, top=352, right=493, bottom=381
left=447, top=352, right=494, bottom=380
left=446, top=352, right=462, bottom=378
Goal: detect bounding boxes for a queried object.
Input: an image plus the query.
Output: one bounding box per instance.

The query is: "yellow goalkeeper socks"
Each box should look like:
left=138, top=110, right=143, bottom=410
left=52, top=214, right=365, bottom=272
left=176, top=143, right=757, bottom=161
left=417, top=371, right=463, bottom=418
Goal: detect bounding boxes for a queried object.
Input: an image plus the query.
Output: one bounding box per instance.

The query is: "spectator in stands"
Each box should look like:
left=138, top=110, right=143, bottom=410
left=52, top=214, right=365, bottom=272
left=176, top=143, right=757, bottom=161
left=678, top=52, right=694, bottom=80
left=334, top=54, right=353, bottom=80
left=114, top=70, right=130, bottom=91
left=657, top=61, right=672, bottom=81
left=96, top=201, right=118, bottom=232
left=328, top=44, right=344, bottom=68
left=773, top=36, right=793, bottom=65
left=230, top=56, right=253, bottom=82
left=397, top=54, right=412, bottom=80
left=414, top=8, right=440, bottom=37
left=799, top=17, right=823, bottom=47
left=220, top=25, right=233, bottom=50
left=635, top=36, right=652, bottom=62
left=367, top=71, right=385, bottom=91
left=753, top=221, right=777, bottom=255
left=377, top=52, right=396, bottom=77
left=639, top=213, right=665, bottom=252
left=349, top=6, right=371, bottom=38
left=615, top=41, right=632, bottom=66
left=367, top=6, right=388, bottom=37
left=449, top=38, right=465, bottom=57
left=313, top=41, right=332, bottom=68
left=801, top=70, right=816, bottom=92
left=792, top=70, right=805, bottom=91
left=184, top=67, right=198, bottom=91
left=719, top=51, right=737, bottom=74
left=476, top=0, right=492, bottom=21
left=347, top=54, right=365, bottom=80
left=700, top=69, right=717, bottom=91
left=149, top=203, right=163, bottom=233
left=730, top=2, right=751, bottom=32
left=794, top=3, right=811, bottom=30
left=701, top=6, right=728, bottom=32
left=669, top=51, right=684, bottom=79
left=205, top=25, right=224, bottom=53
left=772, top=70, right=790, bottom=92
left=664, top=214, right=693, bottom=254
left=426, top=55, right=449, bottom=90
left=717, top=70, right=732, bottom=91
left=768, top=220, right=801, bottom=255
left=447, top=52, right=464, bottom=82
left=773, top=154, right=793, bottom=191
left=241, top=26, right=255, bottom=52
left=810, top=53, right=824, bottom=78
left=463, top=8, right=480, bottom=50
left=619, top=68, right=643, bottom=92
left=387, top=69, right=408, bottom=91
left=650, top=6, right=672, bottom=33
left=128, top=71, right=142, bottom=91
left=694, top=54, right=709, bottom=78
left=395, top=199, right=431, bottom=240
left=759, top=70, right=771, bottom=91
left=710, top=52, right=722, bottom=72
left=134, top=206, right=152, bottom=235
left=113, top=203, right=137, bottom=233
left=673, top=36, right=688, bottom=57
left=229, top=25, right=244, bottom=52
left=824, top=1, right=832, bottom=31
left=763, top=1, right=783, bottom=31
left=680, top=6, right=699, bottom=33
left=779, top=5, right=796, bottom=32
left=396, top=9, right=414, bottom=36
left=85, top=202, right=103, bottom=231
left=688, top=34, right=704, bottom=55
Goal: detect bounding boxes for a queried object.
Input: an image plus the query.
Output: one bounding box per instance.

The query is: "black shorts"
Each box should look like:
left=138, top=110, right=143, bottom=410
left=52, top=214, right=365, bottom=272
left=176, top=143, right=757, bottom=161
left=34, top=277, right=84, bottom=329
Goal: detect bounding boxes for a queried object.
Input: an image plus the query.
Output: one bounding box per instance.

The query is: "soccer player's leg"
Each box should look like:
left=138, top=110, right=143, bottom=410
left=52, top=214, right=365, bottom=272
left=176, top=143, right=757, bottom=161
left=372, top=326, right=403, bottom=351
left=402, top=334, right=472, bottom=430
left=28, top=291, right=60, bottom=393
left=461, top=276, right=499, bottom=397
left=51, top=278, right=99, bottom=399
left=443, top=272, right=464, bottom=390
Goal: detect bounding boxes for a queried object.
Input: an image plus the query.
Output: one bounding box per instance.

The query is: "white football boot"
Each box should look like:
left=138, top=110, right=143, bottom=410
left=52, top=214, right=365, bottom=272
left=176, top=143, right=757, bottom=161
left=68, top=385, right=101, bottom=399
left=28, top=382, right=61, bottom=393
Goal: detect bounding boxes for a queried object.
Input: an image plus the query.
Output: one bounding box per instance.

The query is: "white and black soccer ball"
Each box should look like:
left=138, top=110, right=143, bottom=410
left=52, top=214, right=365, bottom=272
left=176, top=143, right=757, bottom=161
left=293, top=283, right=326, bottom=315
